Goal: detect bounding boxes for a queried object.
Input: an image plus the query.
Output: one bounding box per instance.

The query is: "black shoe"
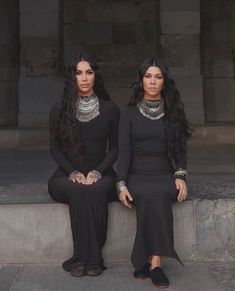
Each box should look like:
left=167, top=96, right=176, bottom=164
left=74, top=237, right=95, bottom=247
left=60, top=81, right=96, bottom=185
left=150, top=267, right=169, bottom=288
left=62, top=258, right=77, bottom=272
left=70, top=265, right=86, bottom=277
left=86, top=264, right=107, bottom=277
left=133, top=263, right=151, bottom=279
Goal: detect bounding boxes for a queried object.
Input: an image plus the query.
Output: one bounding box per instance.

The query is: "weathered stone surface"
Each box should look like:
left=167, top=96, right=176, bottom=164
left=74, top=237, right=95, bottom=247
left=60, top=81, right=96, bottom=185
left=18, top=77, right=63, bottom=113
left=0, top=202, right=197, bottom=263
left=0, top=81, right=18, bottom=125
left=195, top=199, right=234, bottom=262
left=19, top=0, right=60, bottom=13
left=64, top=45, right=86, bottom=67
left=21, top=38, right=60, bottom=76
left=0, top=68, right=18, bottom=81
left=160, top=0, right=200, bottom=11
left=64, top=22, right=87, bottom=45
left=201, top=0, right=232, bottom=20
left=0, top=131, right=19, bottom=149
left=86, top=22, right=112, bottom=44
left=202, top=42, right=234, bottom=78
left=0, top=265, right=22, bottom=291
left=201, top=20, right=233, bottom=45
left=86, top=44, right=156, bottom=67
left=174, top=75, right=204, bottom=123
left=112, top=2, right=137, bottom=22
left=160, top=34, right=200, bottom=75
left=112, top=22, right=157, bottom=45
left=161, top=11, right=200, bottom=34
left=204, top=78, right=234, bottom=122
left=18, top=113, right=50, bottom=127
left=64, top=0, right=87, bottom=23
left=20, top=13, right=59, bottom=38
left=87, top=2, right=112, bottom=22
left=0, top=263, right=220, bottom=291
left=0, top=45, right=19, bottom=66
left=191, top=126, right=234, bottom=146
left=112, top=22, right=137, bottom=44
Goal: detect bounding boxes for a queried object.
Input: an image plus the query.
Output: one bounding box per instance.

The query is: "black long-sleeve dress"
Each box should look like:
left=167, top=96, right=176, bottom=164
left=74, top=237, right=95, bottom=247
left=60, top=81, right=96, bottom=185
left=48, top=98, right=120, bottom=271
left=117, top=105, right=186, bottom=271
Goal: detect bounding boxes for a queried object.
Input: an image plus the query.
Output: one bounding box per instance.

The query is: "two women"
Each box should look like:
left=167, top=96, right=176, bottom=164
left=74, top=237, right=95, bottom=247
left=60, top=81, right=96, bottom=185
left=48, top=55, right=191, bottom=287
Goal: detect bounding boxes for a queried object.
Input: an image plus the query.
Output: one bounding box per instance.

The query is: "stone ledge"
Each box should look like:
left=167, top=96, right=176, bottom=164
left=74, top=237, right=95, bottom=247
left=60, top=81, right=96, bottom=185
left=0, top=173, right=233, bottom=205
left=0, top=199, right=233, bottom=264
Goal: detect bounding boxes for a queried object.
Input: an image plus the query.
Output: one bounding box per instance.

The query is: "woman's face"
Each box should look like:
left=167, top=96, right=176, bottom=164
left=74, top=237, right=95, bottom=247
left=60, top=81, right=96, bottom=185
left=75, top=61, right=95, bottom=96
left=143, top=66, right=164, bottom=100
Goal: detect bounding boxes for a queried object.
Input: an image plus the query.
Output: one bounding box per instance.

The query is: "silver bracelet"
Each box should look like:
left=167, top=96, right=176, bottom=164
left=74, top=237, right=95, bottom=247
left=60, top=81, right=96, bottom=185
left=69, top=170, right=83, bottom=180
left=174, top=168, right=188, bottom=177
left=90, top=170, right=102, bottom=181
left=116, top=180, right=128, bottom=194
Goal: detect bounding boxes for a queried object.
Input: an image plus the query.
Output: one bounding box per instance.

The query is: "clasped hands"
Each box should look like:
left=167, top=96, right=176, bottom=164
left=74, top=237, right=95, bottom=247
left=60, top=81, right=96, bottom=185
left=119, top=178, right=187, bottom=208
left=69, top=171, right=100, bottom=185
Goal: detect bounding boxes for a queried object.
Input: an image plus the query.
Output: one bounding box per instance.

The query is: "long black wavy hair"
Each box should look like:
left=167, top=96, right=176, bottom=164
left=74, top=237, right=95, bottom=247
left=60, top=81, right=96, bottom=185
left=129, top=57, right=193, bottom=166
left=53, top=54, right=110, bottom=162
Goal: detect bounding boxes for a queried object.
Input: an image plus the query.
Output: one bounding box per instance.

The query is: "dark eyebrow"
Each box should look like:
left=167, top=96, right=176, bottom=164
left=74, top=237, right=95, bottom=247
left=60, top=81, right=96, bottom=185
left=144, top=72, right=163, bottom=76
left=75, top=69, right=94, bottom=73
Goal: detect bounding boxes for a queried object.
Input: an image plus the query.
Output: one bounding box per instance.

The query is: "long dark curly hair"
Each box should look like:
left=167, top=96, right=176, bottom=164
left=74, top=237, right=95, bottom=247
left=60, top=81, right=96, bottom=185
left=53, top=54, right=110, bottom=162
left=129, top=57, right=193, bottom=166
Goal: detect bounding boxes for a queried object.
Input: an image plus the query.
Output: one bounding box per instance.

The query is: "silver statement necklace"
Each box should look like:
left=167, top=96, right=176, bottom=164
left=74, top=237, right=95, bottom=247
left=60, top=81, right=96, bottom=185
left=137, top=98, right=164, bottom=120
left=75, top=94, right=100, bottom=122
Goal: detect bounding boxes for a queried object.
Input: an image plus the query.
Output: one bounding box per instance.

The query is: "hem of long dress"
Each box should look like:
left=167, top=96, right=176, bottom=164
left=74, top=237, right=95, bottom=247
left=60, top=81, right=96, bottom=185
left=131, top=249, right=184, bottom=271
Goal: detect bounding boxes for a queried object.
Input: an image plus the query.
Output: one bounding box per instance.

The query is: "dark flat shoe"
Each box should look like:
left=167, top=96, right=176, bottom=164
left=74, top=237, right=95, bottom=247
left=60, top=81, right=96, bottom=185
left=150, top=267, right=169, bottom=288
left=62, top=258, right=76, bottom=272
left=70, top=265, right=86, bottom=277
left=133, top=263, right=151, bottom=279
left=86, top=264, right=107, bottom=277
left=86, top=267, right=103, bottom=277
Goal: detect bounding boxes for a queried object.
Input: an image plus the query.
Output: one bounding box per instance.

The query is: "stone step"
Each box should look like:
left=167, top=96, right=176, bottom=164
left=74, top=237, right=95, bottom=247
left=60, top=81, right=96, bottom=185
left=2, top=262, right=230, bottom=291
left=0, top=124, right=234, bottom=149
left=0, top=199, right=233, bottom=265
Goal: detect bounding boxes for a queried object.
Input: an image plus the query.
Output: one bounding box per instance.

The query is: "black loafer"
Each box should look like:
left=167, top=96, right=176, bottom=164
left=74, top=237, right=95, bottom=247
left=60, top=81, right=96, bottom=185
left=86, top=264, right=107, bottom=277
left=86, top=267, right=103, bottom=276
left=70, top=265, right=86, bottom=277
left=133, top=263, right=151, bottom=279
left=150, top=267, right=169, bottom=288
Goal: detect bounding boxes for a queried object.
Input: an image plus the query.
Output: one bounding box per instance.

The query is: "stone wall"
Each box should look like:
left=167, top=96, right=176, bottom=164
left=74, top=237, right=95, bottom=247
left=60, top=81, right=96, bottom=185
left=201, top=0, right=234, bottom=122
left=18, top=0, right=63, bottom=127
left=160, top=0, right=204, bottom=124
left=0, top=0, right=19, bottom=126
left=64, top=0, right=159, bottom=110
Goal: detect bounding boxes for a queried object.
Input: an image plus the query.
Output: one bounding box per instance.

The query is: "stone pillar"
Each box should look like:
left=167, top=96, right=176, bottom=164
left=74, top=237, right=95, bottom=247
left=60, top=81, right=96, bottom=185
left=160, top=0, right=204, bottom=124
left=64, top=0, right=160, bottom=109
left=201, top=0, right=234, bottom=122
left=0, top=0, right=19, bottom=126
left=18, top=0, right=63, bottom=127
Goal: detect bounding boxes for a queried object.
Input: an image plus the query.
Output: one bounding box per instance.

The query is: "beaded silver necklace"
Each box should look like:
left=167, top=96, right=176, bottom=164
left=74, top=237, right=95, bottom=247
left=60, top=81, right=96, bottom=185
left=137, top=98, right=164, bottom=120
left=75, top=94, right=100, bottom=122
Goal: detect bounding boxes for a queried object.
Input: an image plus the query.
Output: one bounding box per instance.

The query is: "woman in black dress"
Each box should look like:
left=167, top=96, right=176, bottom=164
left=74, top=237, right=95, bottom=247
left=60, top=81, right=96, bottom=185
left=116, top=57, right=192, bottom=288
left=48, top=55, right=120, bottom=277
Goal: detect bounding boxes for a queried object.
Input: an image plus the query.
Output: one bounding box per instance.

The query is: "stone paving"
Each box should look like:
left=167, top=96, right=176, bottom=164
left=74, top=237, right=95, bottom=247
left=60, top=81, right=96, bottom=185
left=0, top=262, right=233, bottom=291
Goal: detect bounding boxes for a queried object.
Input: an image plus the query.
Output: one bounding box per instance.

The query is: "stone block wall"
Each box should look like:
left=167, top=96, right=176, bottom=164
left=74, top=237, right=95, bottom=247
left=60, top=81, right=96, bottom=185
left=201, top=0, right=234, bottom=122
left=18, top=0, right=63, bottom=127
left=160, top=0, right=204, bottom=124
left=0, top=0, right=19, bottom=126
left=64, top=0, right=159, bottom=109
